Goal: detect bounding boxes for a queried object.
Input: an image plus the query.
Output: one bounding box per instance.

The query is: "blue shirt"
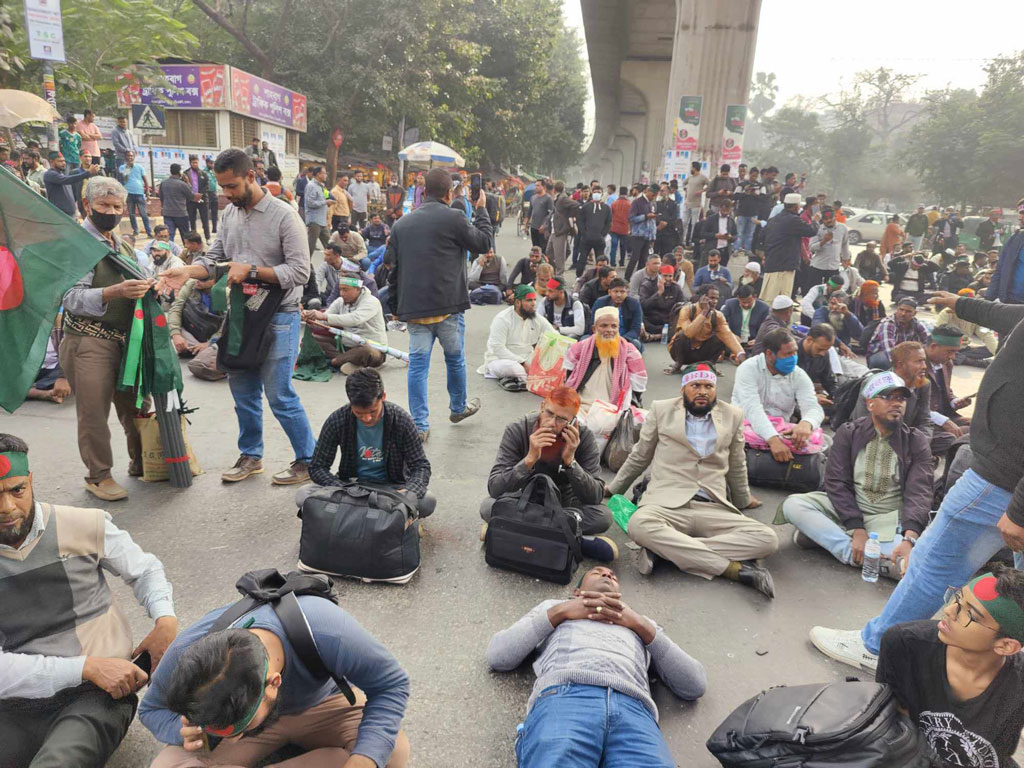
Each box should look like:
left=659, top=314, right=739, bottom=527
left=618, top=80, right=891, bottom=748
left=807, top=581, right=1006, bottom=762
left=356, top=419, right=388, bottom=482
left=1012, top=241, right=1024, bottom=301
left=139, top=597, right=409, bottom=768
left=119, top=163, right=146, bottom=196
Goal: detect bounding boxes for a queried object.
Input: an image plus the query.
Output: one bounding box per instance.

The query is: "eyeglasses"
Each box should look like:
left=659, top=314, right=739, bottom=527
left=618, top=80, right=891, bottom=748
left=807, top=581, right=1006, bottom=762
left=943, top=587, right=1000, bottom=633
left=541, top=408, right=572, bottom=427
left=876, top=392, right=909, bottom=403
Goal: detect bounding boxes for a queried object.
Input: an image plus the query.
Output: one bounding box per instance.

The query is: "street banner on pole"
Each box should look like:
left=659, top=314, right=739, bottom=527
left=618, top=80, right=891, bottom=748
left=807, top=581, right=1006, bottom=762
left=721, top=104, right=747, bottom=168
left=382, top=135, right=393, bottom=151
left=674, top=95, right=701, bottom=151
left=24, top=0, right=66, bottom=62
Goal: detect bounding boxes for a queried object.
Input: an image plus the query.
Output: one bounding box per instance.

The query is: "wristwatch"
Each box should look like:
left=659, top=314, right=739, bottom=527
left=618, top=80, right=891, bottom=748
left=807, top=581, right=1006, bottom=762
left=249, top=265, right=259, bottom=282
left=904, top=534, right=918, bottom=546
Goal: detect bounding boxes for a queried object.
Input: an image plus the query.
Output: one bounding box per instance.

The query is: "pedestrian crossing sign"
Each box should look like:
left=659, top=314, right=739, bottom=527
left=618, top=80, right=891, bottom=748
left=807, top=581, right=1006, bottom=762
left=132, top=104, right=165, bottom=134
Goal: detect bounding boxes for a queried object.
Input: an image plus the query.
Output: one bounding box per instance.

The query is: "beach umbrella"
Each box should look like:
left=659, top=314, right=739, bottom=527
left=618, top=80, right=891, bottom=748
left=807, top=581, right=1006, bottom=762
left=397, top=141, right=465, bottom=168
left=0, top=90, right=60, bottom=129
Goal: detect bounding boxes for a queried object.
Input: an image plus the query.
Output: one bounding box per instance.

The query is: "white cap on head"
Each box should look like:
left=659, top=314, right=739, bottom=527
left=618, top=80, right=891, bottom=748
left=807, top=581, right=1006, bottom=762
left=771, top=295, right=794, bottom=310
left=745, top=261, right=761, bottom=275
left=863, top=371, right=911, bottom=400
left=783, top=193, right=802, bottom=205
left=594, top=306, right=619, bottom=322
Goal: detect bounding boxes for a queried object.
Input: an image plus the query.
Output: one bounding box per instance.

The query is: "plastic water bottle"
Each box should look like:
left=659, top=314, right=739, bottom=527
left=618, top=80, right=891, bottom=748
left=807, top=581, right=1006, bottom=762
left=661, top=323, right=670, bottom=344
left=861, top=532, right=881, bottom=583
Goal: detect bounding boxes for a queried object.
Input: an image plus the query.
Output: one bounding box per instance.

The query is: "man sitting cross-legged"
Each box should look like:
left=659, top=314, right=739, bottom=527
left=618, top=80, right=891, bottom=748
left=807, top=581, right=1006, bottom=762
left=592, top=278, right=644, bottom=350
left=477, top=284, right=554, bottom=387
left=480, top=386, right=616, bottom=561
left=608, top=364, right=778, bottom=598
left=139, top=584, right=411, bottom=768
left=876, top=567, right=1024, bottom=768
left=779, top=371, right=931, bottom=580
left=665, top=284, right=746, bottom=374
left=485, top=566, right=707, bottom=768
left=563, top=307, right=647, bottom=414
left=0, top=432, right=178, bottom=768
left=302, top=368, right=434, bottom=516
left=302, top=273, right=388, bottom=374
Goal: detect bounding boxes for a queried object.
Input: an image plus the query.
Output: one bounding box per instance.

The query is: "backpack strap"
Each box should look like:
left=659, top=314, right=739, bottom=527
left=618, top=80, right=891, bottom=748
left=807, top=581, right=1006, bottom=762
left=210, top=596, right=261, bottom=634
left=273, top=592, right=356, bottom=706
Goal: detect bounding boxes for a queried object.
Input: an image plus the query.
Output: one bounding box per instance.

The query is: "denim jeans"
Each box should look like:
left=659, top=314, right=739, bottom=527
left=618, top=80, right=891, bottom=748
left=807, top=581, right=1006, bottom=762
left=866, top=350, right=890, bottom=369
left=737, top=215, right=756, bottom=252
left=126, top=193, right=152, bottom=236
left=781, top=492, right=900, bottom=565
left=862, top=469, right=1023, bottom=654
left=227, top=312, right=316, bottom=463
left=367, top=244, right=386, bottom=272
left=515, top=684, right=674, bottom=768
left=909, top=234, right=924, bottom=251
left=407, top=313, right=467, bottom=431
left=609, top=233, right=626, bottom=266
left=682, top=207, right=702, bottom=244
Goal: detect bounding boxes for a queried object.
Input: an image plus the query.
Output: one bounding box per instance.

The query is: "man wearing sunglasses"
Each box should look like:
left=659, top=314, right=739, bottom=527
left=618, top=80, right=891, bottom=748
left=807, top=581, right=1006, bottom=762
left=876, top=567, right=1024, bottom=768
left=480, top=385, right=616, bottom=561
left=780, top=371, right=932, bottom=579
left=139, top=588, right=410, bottom=767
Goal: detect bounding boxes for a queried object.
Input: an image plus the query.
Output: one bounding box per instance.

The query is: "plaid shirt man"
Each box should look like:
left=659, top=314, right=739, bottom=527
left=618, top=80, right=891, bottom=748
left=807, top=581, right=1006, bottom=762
left=867, top=315, right=929, bottom=357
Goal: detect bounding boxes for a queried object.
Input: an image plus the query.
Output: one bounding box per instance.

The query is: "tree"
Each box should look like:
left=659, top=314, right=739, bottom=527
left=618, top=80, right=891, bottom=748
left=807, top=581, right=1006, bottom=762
left=823, top=67, right=922, bottom=150
left=902, top=89, right=981, bottom=207
left=748, top=71, right=778, bottom=124
left=1, top=0, right=196, bottom=110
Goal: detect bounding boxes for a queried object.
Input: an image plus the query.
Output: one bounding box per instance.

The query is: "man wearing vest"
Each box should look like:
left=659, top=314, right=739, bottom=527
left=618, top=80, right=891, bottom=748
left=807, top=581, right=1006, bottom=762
left=0, top=432, right=178, bottom=768
left=60, top=176, right=156, bottom=501
left=538, top=277, right=587, bottom=339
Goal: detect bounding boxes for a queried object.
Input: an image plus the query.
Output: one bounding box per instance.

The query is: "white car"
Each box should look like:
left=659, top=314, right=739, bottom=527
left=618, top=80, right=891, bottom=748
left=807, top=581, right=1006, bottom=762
left=844, top=211, right=906, bottom=245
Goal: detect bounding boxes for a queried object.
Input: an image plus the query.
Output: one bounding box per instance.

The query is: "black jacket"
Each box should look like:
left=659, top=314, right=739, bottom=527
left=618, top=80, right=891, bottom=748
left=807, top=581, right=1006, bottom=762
left=577, top=200, right=611, bottom=242
left=308, top=401, right=432, bottom=497
left=987, top=229, right=1024, bottom=303
left=639, top=280, right=684, bottom=327
left=697, top=213, right=738, bottom=264
left=955, top=298, right=1024, bottom=523
left=888, top=256, right=938, bottom=294
left=762, top=210, right=818, bottom=273
left=386, top=197, right=492, bottom=320
left=578, top=277, right=608, bottom=309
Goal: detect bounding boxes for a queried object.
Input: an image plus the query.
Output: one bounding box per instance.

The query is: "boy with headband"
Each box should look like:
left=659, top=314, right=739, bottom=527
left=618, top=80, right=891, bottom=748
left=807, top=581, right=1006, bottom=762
left=876, top=567, right=1024, bottom=767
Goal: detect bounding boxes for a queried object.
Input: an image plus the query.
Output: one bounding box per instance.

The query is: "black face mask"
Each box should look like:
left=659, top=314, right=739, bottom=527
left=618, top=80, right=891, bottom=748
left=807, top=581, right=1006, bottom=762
left=89, top=210, right=122, bottom=232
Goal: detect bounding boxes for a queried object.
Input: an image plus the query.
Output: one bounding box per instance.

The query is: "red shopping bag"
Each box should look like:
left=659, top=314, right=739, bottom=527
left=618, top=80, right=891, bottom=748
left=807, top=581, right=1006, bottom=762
left=526, top=331, right=573, bottom=398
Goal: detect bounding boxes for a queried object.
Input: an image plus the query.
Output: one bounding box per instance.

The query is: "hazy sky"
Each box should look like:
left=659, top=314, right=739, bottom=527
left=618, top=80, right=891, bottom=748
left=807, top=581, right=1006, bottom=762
left=565, top=0, right=1023, bottom=110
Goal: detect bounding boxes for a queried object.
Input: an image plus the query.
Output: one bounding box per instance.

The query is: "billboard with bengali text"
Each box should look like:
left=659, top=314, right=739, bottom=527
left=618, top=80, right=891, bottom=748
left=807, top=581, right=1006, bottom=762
left=721, top=104, right=747, bottom=166
left=230, top=68, right=307, bottom=132
left=674, top=96, right=701, bottom=151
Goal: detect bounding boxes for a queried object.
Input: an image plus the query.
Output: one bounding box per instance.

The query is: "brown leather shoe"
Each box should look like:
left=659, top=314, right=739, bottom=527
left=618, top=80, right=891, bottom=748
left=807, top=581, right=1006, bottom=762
left=85, top=478, right=128, bottom=501
left=272, top=460, right=310, bottom=486
left=221, top=455, right=264, bottom=483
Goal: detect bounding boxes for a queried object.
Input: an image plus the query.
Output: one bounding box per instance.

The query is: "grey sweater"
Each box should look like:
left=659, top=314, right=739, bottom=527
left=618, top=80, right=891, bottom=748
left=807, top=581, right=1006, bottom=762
left=486, top=599, right=706, bottom=720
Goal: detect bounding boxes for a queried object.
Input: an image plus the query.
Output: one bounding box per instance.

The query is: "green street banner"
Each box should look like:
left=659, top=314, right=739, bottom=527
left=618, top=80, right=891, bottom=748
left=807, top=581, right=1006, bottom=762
left=674, top=95, right=702, bottom=151
left=0, top=168, right=109, bottom=412
left=721, top=104, right=747, bottom=165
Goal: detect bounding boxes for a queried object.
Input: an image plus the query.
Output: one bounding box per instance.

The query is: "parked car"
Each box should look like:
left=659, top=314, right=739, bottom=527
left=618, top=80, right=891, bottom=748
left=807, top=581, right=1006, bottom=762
left=844, top=211, right=906, bottom=245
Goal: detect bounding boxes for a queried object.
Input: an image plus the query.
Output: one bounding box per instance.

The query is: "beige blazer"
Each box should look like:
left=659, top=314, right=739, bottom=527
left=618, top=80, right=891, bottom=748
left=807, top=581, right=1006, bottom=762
left=609, top=397, right=751, bottom=512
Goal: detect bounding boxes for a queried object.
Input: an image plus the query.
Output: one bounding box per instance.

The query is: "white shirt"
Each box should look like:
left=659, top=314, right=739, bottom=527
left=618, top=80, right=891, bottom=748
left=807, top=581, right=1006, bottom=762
left=717, top=217, right=729, bottom=248
left=731, top=354, right=824, bottom=442
left=0, top=503, right=175, bottom=699
left=478, top=306, right=554, bottom=372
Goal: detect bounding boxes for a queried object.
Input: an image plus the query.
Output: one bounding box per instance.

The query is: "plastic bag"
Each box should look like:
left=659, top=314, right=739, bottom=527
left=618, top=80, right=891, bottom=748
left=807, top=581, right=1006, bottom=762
left=526, top=330, right=573, bottom=398
left=609, top=494, right=638, bottom=534
left=602, top=407, right=640, bottom=470
left=584, top=399, right=621, bottom=454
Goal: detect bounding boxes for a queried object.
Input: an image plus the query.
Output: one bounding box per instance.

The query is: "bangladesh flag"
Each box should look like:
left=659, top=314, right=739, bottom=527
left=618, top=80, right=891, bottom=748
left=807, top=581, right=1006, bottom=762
left=0, top=166, right=110, bottom=412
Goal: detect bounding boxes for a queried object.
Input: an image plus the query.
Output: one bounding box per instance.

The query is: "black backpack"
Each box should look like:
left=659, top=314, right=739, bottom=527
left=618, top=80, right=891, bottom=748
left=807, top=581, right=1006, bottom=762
left=484, top=474, right=583, bottom=584
left=706, top=680, right=929, bottom=767
left=209, top=569, right=356, bottom=705
left=829, top=369, right=882, bottom=430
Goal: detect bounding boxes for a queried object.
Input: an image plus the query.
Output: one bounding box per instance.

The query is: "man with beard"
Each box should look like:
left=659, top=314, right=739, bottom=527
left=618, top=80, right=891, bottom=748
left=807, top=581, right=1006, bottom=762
left=157, top=149, right=316, bottom=487
left=0, top=433, right=178, bottom=768
left=738, top=260, right=762, bottom=295
left=538, top=277, right=588, bottom=339
left=866, top=298, right=929, bottom=369
left=811, top=290, right=864, bottom=349
left=563, top=308, right=647, bottom=413
left=779, top=372, right=930, bottom=580
left=139, top=588, right=410, bottom=767
left=797, top=324, right=838, bottom=408
left=477, top=285, right=554, bottom=386
left=608, top=364, right=776, bottom=597
left=850, top=340, right=932, bottom=439
left=807, top=206, right=851, bottom=287
left=60, top=177, right=155, bottom=501
left=853, top=241, right=887, bottom=283
left=924, top=325, right=972, bottom=456
left=486, top=566, right=707, bottom=767
left=851, top=280, right=886, bottom=329
left=665, top=284, right=746, bottom=372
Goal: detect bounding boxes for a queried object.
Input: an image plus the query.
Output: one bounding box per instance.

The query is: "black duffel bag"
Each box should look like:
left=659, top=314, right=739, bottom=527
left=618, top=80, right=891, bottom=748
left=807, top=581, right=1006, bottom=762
left=181, top=297, right=222, bottom=343
left=484, top=475, right=582, bottom=584
left=297, top=483, right=420, bottom=584
left=745, top=446, right=823, bottom=492
left=707, top=681, right=929, bottom=767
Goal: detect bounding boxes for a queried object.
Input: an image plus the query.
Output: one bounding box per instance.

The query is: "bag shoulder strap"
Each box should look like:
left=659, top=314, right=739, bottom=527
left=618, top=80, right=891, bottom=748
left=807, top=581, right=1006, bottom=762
left=273, top=592, right=356, bottom=705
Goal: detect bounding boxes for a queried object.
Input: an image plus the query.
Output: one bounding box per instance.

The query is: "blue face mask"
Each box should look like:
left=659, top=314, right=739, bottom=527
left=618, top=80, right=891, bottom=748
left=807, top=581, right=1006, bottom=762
left=773, top=354, right=798, bottom=375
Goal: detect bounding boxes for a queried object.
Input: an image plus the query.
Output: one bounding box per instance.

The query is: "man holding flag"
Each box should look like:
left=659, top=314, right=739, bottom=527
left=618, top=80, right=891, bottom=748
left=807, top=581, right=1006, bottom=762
left=60, top=177, right=155, bottom=501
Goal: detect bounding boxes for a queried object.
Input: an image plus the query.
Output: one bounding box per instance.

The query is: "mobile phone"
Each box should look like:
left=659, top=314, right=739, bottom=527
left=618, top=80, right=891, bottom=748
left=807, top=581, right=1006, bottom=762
left=471, top=173, right=482, bottom=202
left=132, top=650, right=152, bottom=677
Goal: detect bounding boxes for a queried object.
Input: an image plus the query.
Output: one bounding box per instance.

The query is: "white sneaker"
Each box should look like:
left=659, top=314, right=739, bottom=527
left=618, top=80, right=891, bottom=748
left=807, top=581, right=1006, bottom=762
left=636, top=548, right=655, bottom=576
left=809, top=627, right=878, bottom=672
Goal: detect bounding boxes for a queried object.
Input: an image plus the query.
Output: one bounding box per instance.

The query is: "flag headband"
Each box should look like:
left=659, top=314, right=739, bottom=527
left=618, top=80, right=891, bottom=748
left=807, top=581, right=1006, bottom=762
left=339, top=277, right=362, bottom=288
left=0, top=452, right=29, bottom=480
left=681, top=365, right=716, bottom=387
left=967, top=573, right=1024, bottom=642
left=202, top=654, right=269, bottom=737
left=930, top=332, right=962, bottom=347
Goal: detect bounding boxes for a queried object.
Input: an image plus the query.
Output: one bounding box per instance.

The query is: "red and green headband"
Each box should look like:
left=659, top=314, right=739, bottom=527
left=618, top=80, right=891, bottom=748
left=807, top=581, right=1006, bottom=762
left=0, top=452, right=29, bottom=480
left=201, top=654, right=269, bottom=738
left=968, top=573, right=1024, bottom=642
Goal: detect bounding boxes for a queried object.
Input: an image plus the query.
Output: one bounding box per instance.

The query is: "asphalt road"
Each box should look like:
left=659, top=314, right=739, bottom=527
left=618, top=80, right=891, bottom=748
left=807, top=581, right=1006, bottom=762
left=3, top=224, right=990, bottom=767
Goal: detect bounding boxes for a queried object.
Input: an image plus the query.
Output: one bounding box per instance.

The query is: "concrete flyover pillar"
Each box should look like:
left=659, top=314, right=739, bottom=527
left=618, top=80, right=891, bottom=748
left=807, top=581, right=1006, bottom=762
left=663, top=0, right=762, bottom=167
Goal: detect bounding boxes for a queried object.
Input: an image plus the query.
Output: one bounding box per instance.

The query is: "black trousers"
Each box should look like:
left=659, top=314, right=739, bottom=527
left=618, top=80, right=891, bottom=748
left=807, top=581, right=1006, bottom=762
left=625, top=237, right=651, bottom=280
left=0, top=686, right=136, bottom=768
left=208, top=192, right=219, bottom=233
left=187, top=199, right=210, bottom=240
left=669, top=334, right=727, bottom=366
left=530, top=227, right=547, bottom=248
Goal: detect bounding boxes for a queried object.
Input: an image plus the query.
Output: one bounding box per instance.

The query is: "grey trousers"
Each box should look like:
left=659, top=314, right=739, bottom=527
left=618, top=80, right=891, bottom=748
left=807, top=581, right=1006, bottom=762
left=479, top=496, right=612, bottom=535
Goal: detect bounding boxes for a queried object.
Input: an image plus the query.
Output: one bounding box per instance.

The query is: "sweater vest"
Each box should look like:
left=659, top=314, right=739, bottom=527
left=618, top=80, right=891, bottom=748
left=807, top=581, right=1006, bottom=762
left=0, top=504, right=132, bottom=661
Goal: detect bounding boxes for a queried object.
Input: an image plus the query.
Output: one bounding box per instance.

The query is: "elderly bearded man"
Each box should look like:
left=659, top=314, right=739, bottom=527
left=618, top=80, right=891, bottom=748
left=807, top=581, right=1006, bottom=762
left=563, top=307, right=647, bottom=413
left=608, top=364, right=777, bottom=598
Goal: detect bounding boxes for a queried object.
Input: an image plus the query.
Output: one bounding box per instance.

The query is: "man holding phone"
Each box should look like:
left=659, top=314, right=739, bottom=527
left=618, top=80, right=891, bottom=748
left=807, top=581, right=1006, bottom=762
left=479, top=386, right=616, bottom=560
left=0, top=432, right=178, bottom=768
